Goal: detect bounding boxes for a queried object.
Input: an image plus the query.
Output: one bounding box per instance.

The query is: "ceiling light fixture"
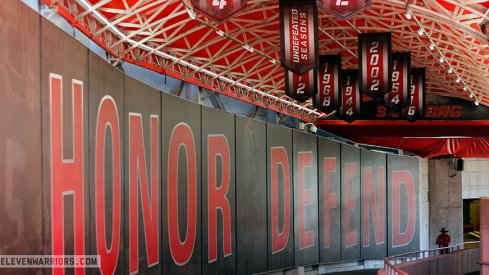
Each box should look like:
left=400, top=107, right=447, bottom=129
left=417, top=28, right=424, bottom=36
left=475, top=101, right=480, bottom=106
left=186, top=8, right=196, bottom=20
left=448, top=67, right=453, bottom=74
left=242, top=44, right=254, bottom=53
left=456, top=78, right=461, bottom=83
left=429, top=43, right=435, bottom=50
left=404, top=11, right=412, bottom=20
left=215, top=30, right=224, bottom=36
left=439, top=57, right=445, bottom=63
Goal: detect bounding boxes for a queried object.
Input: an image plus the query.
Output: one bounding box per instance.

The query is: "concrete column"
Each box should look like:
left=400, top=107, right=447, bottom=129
left=428, top=159, right=463, bottom=248
left=481, top=197, right=489, bottom=275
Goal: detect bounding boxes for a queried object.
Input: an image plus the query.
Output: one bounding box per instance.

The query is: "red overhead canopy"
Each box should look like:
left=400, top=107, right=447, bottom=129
left=318, top=120, right=489, bottom=158
left=352, top=137, right=489, bottom=158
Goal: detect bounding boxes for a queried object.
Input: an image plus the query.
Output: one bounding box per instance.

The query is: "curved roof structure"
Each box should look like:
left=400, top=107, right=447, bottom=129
left=42, top=0, right=489, bottom=120
left=42, top=0, right=489, bottom=157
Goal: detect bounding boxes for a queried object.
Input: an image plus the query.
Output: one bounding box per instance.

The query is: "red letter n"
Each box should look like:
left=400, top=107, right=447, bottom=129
left=129, top=114, right=159, bottom=273
left=362, top=167, right=385, bottom=247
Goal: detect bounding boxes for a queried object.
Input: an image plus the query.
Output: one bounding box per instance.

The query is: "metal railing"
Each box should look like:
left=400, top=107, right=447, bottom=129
left=383, top=241, right=480, bottom=275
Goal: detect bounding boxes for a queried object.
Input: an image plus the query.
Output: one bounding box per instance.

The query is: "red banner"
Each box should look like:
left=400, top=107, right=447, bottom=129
left=383, top=53, right=410, bottom=111
left=340, top=70, right=361, bottom=123
left=280, top=0, right=319, bottom=75
left=314, top=55, right=341, bottom=114
left=318, top=0, right=372, bottom=20
left=359, top=33, right=392, bottom=99
left=192, top=0, right=246, bottom=23
left=285, top=69, right=317, bottom=103
left=402, top=68, right=426, bottom=121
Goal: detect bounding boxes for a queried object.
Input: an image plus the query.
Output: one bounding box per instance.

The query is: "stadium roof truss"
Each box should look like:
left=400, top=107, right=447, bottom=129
left=41, top=0, right=489, bottom=122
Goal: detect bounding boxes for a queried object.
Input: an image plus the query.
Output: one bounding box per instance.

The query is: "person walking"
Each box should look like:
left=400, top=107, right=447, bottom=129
left=436, top=227, right=451, bottom=255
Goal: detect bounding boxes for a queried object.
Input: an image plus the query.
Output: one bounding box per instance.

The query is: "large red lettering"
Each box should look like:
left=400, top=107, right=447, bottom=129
left=95, top=96, right=122, bottom=275
left=344, top=163, right=357, bottom=248
left=392, top=171, right=416, bottom=247
left=323, top=158, right=337, bottom=248
left=129, top=114, right=159, bottom=273
left=298, top=152, right=314, bottom=249
left=50, top=74, right=85, bottom=275
left=168, top=123, right=197, bottom=266
left=362, top=167, right=385, bottom=247
left=271, top=147, right=291, bottom=254
left=207, top=135, right=232, bottom=263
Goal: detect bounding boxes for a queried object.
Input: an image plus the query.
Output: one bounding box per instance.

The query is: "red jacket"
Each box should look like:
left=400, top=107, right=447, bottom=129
left=436, top=233, right=451, bottom=248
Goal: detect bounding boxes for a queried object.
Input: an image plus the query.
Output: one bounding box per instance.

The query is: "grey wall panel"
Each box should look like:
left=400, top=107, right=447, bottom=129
left=161, top=94, right=202, bottom=274
left=387, top=154, right=420, bottom=256
left=267, top=124, right=295, bottom=271
left=124, top=77, right=161, bottom=274
left=202, top=107, right=236, bottom=275
left=235, top=116, right=268, bottom=275
left=361, top=150, right=387, bottom=259
left=318, top=139, right=341, bottom=263
left=41, top=16, right=89, bottom=274
left=0, top=1, right=42, bottom=274
left=341, top=144, right=361, bottom=261
left=88, top=52, right=126, bottom=274
left=293, top=131, right=319, bottom=266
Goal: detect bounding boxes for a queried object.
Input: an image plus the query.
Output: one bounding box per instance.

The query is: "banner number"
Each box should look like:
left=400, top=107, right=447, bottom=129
left=212, top=0, right=227, bottom=9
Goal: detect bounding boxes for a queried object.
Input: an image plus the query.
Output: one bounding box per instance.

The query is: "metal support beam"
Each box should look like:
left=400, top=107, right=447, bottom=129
left=247, top=106, right=260, bottom=119
left=208, top=93, right=226, bottom=111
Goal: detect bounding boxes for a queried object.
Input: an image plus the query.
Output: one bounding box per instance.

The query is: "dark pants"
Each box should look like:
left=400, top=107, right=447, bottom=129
left=440, top=248, right=449, bottom=255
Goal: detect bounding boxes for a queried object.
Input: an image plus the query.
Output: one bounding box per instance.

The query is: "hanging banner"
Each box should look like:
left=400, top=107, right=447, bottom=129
left=402, top=68, right=426, bottom=121
left=314, top=55, right=341, bottom=114
left=279, top=0, right=319, bottom=75
left=358, top=33, right=392, bottom=99
left=192, top=0, right=247, bottom=23
left=285, top=69, right=317, bottom=103
left=340, top=69, right=361, bottom=123
left=317, top=0, right=372, bottom=20
left=383, top=53, right=410, bottom=111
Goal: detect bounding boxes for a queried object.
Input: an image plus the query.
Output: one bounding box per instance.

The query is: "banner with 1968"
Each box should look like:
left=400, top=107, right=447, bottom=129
left=314, top=55, right=341, bottom=114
